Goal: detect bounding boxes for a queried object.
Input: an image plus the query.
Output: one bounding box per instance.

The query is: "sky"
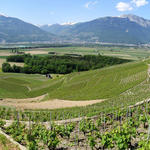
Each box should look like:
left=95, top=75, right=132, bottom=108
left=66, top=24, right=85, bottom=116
left=0, top=0, right=150, bottom=25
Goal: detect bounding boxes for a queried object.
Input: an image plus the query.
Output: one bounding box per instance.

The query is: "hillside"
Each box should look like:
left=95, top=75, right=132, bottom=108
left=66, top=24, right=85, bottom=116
left=41, top=24, right=73, bottom=36
left=41, top=14, right=150, bottom=44
left=0, top=15, right=57, bottom=43
left=0, top=60, right=147, bottom=100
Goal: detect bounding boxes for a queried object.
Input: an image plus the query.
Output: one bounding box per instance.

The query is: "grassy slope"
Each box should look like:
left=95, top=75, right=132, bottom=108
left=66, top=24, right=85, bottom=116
left=0, top=60, right=148, bottom=100
left=45, top=61, right=147, bottom=100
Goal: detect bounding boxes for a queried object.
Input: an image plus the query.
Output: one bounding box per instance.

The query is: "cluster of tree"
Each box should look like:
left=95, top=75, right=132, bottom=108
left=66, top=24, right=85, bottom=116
left=3, top=54, right=130, bottom=74
left=2, top=63, right=22, bottom=73
left=7, top=54, right=31, bottom=62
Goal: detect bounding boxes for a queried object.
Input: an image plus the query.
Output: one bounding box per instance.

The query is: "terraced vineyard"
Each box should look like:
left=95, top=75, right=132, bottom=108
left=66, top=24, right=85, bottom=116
left=0, top=56, right=150, bottom=149
left=0, top=60, right=147, bottom=100
left=1, top=100, right=150, bottom=149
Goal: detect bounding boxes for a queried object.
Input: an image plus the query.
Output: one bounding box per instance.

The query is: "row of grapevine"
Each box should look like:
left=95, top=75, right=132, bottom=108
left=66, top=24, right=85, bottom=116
left=0, top=101, right=150, bottom=149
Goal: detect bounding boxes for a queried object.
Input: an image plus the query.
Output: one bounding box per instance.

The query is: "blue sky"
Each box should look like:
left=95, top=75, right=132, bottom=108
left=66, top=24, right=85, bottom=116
left=0, top=0, right=150, bottom=25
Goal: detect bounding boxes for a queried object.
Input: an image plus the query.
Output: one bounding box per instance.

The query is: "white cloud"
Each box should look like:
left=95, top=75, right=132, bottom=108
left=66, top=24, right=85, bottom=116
left=84, top=1, right=98, bottom=9
left=131, top=0, right=148, bottom=7
left=116, top=2, right=133, bottom=11
left=116, top=0, right=149, bottom=12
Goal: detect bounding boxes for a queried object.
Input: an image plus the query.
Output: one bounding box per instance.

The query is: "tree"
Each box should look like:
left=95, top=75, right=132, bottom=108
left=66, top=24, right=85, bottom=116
left=12, top=65, right=21, bottom=73
left=2, top=63, right=12, bottom=72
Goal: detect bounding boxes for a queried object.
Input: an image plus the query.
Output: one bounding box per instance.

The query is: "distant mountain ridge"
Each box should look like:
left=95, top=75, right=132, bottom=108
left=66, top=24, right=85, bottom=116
left=0, top=15, right=57, bottom=43
left=1, top=14, right=150, bottom=44
left=41, top=14, right=150, bottom=44
left=120, top=14, right=150, bottom=27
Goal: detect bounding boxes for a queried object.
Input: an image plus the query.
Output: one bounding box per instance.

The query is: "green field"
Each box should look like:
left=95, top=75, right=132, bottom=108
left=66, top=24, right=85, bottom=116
left=41, top=46, right=150, bottom=60
left=0, top=45, right=150, bottom=120
left=1, top=49, right=150, bottom=150
left=0, top=60, right=147, bottom=100
left=1, top=46, right=150, bottom=61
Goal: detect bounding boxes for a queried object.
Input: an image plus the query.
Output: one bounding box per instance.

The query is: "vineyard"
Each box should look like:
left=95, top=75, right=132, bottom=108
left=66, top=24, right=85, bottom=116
left=1, top=101, right=150, bottom=149
left=0, top=58, right=150, bottom=149
left=0, top=61, right=147, bottom=100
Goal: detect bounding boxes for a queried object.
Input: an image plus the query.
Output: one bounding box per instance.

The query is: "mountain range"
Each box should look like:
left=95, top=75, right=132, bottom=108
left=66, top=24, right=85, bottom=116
left=0, top=15, right=56, bottom=43
left=1, top=14, right=150, bottom=44
left=41, top=14, right=150, bottom=44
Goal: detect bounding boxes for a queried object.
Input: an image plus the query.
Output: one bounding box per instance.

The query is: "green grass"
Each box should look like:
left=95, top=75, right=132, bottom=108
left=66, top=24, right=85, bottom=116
left=2, top=46, right=150, bottom=60
left=0, top=60, right=149, bottom=121
left=0, top=56, right=7, bottom=59
left=45, top=61, right=147, bottom=100
left=1, top=76, right=150, bottom=122
left=39, top=46, right=150, bottom=60
left=22, top=76, right=150, bottom=121
left=0, top=133, right=20, bottom=150
left=12, top=46, right=148, bottom=62
left=0, top=60, right=148, bottom=100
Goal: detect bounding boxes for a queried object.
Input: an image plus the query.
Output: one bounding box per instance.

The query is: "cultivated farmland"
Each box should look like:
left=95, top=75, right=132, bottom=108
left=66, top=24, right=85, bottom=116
left=1, top=45, right=150, bottom=149
left=0, top=61, right=147, bottom=100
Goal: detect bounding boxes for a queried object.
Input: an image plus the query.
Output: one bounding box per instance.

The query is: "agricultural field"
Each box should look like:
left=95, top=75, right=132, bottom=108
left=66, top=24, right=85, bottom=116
left=0, top=50, right=13, bottom=57
left=1, top=45, right=150, bottom=149
left=16, top=46, right=150, bottom=60
left=0, top=59, right=148, bottom=122
left=0, top=61, right=147, bottom=100
left=1, top=45, right=150, bottom=60
left=0, top=96, right=150, bottom=149
left=0, top=59, right=149, bottom=120
left=34, top=46, right=150, bottom=60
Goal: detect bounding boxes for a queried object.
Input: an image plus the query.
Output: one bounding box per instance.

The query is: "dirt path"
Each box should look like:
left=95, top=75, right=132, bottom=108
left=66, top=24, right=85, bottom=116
left=0, top=98, right=105, bottom=110
left=148, top=64, right=150, bottom=78
left=2, top=94, right=48, bottom=103
left=3, top=98, right=150, bottom=129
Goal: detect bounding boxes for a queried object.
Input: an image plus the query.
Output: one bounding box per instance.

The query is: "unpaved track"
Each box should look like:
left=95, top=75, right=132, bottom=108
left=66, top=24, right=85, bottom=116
left=0, top=98, right=104, bottom=110
left=3, top=98, right=150, bottom=128
left=148, top=64, right=150, bottom=78
left=2, top=94, right=47, bottom=103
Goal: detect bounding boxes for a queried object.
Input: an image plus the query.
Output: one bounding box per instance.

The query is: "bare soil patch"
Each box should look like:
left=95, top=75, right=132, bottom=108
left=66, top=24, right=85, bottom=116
left=0, top=95, right=104, bottom=110
left=0, top=52, right=13, bottom=56
left=0, top=58, right=24, bottom=68
left=25, top=50, right=48, bottom=55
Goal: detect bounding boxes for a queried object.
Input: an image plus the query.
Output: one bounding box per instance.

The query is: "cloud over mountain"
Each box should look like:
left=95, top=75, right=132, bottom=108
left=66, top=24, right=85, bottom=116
left=116, top=2, right=133, bottom=11
left=116, top=0, right=149, bottom=12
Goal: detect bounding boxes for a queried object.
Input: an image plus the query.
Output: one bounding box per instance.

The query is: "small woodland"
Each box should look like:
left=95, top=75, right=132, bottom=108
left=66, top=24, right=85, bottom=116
left=2, top=54, right=130, bottom=74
